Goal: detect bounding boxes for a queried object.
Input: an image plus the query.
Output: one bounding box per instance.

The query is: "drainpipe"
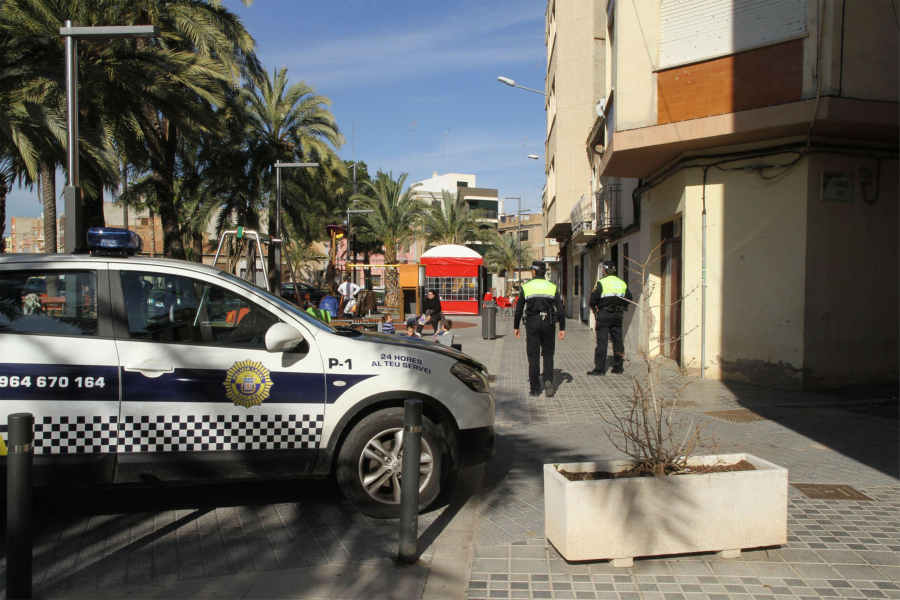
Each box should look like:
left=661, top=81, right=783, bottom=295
left=700, top=166, right=709, bottom=379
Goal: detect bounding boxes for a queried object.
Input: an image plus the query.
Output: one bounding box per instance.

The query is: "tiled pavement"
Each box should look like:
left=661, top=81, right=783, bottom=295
left=0, top=315, right=897, bottom=599
left=466, top=316, right=899, bottom=600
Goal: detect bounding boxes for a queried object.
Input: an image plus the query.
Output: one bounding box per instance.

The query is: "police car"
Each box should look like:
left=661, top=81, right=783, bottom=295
left=0, top=228, right=494, bottom=516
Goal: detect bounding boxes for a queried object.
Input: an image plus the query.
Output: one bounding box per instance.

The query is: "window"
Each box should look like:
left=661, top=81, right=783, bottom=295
left=0, top=270, right=98, bottom=336
left=424, top=276, right=478, bottom=302
left=518, top=230, right=529, bottom=242
left=456, top=181, right=468, bottom=188
left=120, top=271, right=279, bottom=349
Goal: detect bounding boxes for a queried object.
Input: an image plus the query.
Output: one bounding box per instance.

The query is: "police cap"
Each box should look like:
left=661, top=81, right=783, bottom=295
left=530, top=260, right=546, bottom=275
left=602, top=261, right=617, bottom=275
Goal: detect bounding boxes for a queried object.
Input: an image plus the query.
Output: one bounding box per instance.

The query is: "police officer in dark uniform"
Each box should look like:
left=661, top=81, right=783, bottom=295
left=588, top=261, right=632, bottom=375
left=514, top=261, right=566, bottom=397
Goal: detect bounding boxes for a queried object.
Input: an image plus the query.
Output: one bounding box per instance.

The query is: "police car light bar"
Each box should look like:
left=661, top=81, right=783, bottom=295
left=86, top=227, right=142, bottom=256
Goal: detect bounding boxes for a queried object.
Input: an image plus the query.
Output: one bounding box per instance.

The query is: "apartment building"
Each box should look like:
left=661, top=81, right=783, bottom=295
left=498, top=212, right=546, bottom=269
left=409, top=172, right=500, bottom=257
left=8, top=216, right=64, bottom=253
left=103, top=202, right=165, bottom=257
left=585, top=0, right=897, bottom=389
left=543, top=1, right=609, bottom=319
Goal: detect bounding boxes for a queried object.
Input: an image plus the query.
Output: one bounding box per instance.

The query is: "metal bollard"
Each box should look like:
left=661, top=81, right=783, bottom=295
left=398, top=399, right=422, bottom=563
left=7, top=413, right=34, bottom=599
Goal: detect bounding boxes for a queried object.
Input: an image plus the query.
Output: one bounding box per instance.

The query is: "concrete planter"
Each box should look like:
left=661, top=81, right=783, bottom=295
left=544, top=453, right=788, bottom=565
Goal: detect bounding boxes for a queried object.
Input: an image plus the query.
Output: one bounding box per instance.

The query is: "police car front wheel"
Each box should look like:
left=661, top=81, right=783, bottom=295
left=336, top=407, right=444, bottom=518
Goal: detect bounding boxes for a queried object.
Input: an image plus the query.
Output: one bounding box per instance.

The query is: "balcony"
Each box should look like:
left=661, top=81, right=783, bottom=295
left=595, top=184, right=622, bottom=240
left=569, top=194, right=595, bottom=244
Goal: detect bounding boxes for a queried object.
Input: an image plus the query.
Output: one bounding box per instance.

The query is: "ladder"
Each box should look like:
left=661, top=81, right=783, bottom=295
left=212, top=227, right=270, bottom=291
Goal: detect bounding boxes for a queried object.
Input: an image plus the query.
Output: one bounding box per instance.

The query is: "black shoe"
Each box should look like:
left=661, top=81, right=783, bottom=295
left=544, top=380, right=555, bottom=398
left=529, top=388, right=541, bottom=397
left=586, top=369, right=605, bottom=376
left=611, top=367, right=624, bottom=374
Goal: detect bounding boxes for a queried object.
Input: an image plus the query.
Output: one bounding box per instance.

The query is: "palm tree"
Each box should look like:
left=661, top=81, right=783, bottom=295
left=484, top=231, right=529, bottom=295
left=353, top=172, right=423, bottom=309
left=422, top=190, right=480, bottom=247
left=242, top=67, right=344, bottom=287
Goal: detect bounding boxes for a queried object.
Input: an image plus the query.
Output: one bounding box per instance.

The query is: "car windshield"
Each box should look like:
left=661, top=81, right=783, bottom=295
left=217, top=271, right=335, bottom=333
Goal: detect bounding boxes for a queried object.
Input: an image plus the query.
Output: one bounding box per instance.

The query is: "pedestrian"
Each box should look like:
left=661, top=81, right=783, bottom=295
left=514, top=261, right=566, bottom=397
left=434, top=318, right=452, bottom=337
left=337, top=273, right=360, bottom=314
left=404, top=317, right=417, bottom=337
left=319, top=287, right=339, bottom=319
left=587, top=261, right=632, bottom=375
left=416, top=289, right=443, bottom=335
left=381, top=313, right=395, bottom=334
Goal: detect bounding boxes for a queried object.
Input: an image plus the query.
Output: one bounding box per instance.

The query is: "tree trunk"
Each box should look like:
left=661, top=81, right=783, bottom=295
left=0, top=173, right=6, bottom=253
left=158, top=120, right=185, bottom=259
left=384, top=245, right=403, bottom=311
left=267, top=187, right=277, bottom=288
left=40, top=163, right=57, bottom=253
left=149, top=207, right=158, bottom=256
left=192, top=230, right=203, bottom=263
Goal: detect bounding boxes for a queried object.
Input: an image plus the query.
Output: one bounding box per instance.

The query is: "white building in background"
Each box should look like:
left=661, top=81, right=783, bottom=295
left=411, top=172, right=477, bottom=208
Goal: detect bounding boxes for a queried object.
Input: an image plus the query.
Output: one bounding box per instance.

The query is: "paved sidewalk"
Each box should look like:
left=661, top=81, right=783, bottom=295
left=1, top=315, right=896, bottom=599
left=464, top=315, right=899, bottom=600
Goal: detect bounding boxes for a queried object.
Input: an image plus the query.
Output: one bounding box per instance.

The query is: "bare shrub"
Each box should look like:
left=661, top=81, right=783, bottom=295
left=599, top=242, right=705, bottom=476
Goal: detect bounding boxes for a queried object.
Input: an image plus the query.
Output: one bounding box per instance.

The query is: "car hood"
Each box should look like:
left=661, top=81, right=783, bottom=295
left=335, top=330, right=488, bottom=373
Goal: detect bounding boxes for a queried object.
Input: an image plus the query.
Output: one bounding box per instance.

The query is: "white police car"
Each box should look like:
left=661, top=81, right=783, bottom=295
left=0, top=228, right=494, bottom=516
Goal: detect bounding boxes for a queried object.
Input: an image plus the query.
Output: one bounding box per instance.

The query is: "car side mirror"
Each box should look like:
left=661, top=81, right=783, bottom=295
left=265, top=322, right=305, bottom=353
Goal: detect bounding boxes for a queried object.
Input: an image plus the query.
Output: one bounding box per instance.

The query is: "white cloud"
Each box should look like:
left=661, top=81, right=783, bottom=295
left=265, top=5, right=544, bottom=89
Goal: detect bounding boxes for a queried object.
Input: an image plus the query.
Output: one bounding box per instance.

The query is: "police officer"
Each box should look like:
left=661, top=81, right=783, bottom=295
left=588, top=261, right=632, bottom=375
left=514, top=261, right=566, bottom=397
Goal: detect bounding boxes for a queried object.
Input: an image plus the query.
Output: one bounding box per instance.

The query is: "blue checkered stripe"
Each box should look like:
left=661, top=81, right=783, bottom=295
left=17, top=414, right=323, bottom=455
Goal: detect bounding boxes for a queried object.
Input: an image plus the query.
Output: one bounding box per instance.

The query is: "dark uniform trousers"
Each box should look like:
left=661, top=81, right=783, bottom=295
left=525, top=314, right=556, bottom=390
left=594, top=311, right=624, bottom=372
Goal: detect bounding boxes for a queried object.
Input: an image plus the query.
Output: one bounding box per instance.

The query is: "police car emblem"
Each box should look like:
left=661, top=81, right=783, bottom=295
left=224, top=360, right=273, bottom=407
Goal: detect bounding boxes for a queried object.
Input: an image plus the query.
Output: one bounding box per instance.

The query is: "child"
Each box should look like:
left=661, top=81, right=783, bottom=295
left=435, top=318, right=453, bottom=337
left=404, top=317, right=417, bottom=337
left=381, top=313, right=395, bottom=334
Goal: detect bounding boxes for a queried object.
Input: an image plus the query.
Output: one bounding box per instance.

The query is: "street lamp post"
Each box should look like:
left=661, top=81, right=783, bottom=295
left=496, top=76, right=546, bottom=97
left=273, top=161, right=318, bottom=293
left=60, top=22, right=158, bottom=254
left=504, top=196, right=532, bottom=281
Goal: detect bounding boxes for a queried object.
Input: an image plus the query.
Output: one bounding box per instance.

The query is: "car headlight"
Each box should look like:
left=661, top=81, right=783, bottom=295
left=451, top=362, right=489, bottom=393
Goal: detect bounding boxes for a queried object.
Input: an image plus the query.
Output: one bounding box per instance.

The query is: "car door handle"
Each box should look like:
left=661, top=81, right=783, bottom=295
left=123, top=363, right=175, bottom=378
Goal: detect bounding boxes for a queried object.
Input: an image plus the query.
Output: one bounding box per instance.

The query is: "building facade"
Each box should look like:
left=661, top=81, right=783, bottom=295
left=583, top=0, right=898, bottom=389
left=498, top=212, right=545, bottom=271
left=543, top=0, right=609, bottom=319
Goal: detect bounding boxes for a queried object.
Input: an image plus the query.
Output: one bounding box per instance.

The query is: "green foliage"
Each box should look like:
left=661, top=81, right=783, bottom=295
left=421, top=190, right=482, bottom=247
left=484, top=230, right=529, bottom=279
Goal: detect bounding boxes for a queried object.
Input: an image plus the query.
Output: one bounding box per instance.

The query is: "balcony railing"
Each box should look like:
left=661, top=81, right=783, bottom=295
left=570, top=194, right=596, bottom=243
left=596, top=184, right=622, bottom=238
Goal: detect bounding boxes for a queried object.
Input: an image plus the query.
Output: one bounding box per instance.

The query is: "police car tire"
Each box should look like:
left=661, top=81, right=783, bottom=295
left=336, top=407, right=444, bottom=518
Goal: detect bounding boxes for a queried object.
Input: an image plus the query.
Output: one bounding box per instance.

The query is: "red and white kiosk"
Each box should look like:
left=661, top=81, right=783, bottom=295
left=420, top=244, right=483, bottom=315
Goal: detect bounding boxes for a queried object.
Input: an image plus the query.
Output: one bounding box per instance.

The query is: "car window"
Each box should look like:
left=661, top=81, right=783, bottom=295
left=120, top=271, right=280, bottom=349
left=217, top=271, right=335, bottom=333
left=0, top=270, right=98, bottom=336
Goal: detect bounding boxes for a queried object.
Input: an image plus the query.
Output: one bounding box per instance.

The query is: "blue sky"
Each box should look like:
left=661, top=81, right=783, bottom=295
left=5, top=0, right=547, bottom=233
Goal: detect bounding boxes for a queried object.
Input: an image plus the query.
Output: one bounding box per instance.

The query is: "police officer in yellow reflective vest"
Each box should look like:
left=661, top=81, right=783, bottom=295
left=514, top=261, right=566, bottom=397
left=588, top=261, right=632, bottom=375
